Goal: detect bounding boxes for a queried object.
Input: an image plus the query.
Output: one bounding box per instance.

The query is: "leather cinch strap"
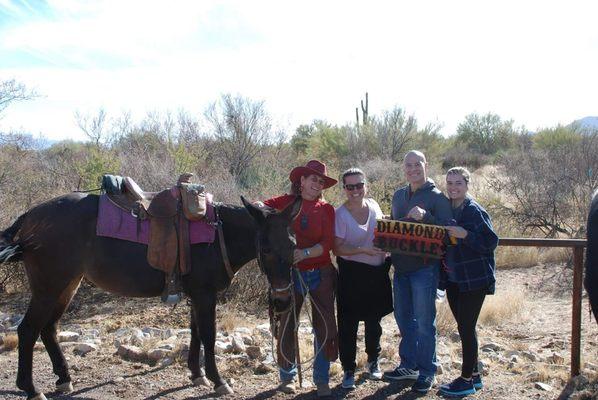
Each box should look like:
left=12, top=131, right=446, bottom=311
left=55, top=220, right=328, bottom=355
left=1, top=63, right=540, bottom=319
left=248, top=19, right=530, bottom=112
left=214, top=205, right=235, bottom=282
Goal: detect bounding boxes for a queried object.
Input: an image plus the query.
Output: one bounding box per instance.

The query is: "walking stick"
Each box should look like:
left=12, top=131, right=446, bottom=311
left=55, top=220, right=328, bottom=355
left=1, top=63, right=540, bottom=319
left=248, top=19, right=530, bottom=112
left=294, top=300, right=303, bottom=388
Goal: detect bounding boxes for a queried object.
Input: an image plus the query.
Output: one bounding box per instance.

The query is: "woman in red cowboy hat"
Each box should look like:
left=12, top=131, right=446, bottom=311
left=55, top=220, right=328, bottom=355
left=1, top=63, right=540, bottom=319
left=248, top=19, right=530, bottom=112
left=261, top=159, right=338, bottom=398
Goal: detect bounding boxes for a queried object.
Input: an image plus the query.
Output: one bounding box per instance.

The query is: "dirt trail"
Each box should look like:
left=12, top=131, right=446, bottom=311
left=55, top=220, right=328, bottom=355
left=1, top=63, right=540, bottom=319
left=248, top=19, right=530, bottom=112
left=0, top=264, right=597, bottom=399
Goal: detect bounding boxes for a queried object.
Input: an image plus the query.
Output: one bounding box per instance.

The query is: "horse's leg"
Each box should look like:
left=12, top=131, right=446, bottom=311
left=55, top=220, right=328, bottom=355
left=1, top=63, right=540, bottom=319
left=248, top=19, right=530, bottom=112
left=17, top=296, right=55, bottom=400
left=191, top=290, right=233, bottom=395
left=39, top=277, right=82, bottom=393
left=188, top=309, right=209, bottom=386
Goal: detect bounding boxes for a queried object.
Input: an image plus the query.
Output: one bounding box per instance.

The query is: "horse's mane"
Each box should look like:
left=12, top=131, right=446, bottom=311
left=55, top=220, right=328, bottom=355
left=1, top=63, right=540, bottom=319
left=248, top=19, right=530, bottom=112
left=217, top=203, right=255, bottom=231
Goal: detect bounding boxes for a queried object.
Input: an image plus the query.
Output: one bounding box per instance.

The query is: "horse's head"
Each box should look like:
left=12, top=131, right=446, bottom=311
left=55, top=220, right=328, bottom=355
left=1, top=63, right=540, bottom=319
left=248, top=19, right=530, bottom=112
left=242, top=196, right=301, bottom=313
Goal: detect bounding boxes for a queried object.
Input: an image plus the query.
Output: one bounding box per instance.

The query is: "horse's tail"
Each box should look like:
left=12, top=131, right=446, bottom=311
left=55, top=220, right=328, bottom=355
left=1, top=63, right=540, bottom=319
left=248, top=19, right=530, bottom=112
left=0, top=213, right=27, bottom=263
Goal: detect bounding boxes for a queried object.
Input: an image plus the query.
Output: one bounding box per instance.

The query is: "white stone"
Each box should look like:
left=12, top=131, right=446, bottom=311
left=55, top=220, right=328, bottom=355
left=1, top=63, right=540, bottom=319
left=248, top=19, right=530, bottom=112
left=534, top=382, right=553, bottom=391
left=147, top=348, right=173, bottom=362
left=58, top=331, right=80, bottom=343
left=73, top=343, right=98, bottom=356
left=234, top=327, right=252, bottom=335
left=215, top=340, right=231, bottom=354
left=117, top=344, right=145, bottom=362
left=481, top=343, right=503, bottom=352
left=158, top=342, right=177, bottom=351
left=142, top=327, right=167, bottom=339
left=254, top=324, right=272, bottom=336
left=232, top=336, right=246, bottom=353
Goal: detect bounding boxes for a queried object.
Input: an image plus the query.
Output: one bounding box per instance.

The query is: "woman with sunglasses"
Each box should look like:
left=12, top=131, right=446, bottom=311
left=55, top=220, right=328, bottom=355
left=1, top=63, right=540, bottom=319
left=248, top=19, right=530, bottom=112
left=334, top=168, right=393, bottom=390
left=438, top=167, right=498, bottom=397
left=261, top=159, right=338, bottom=398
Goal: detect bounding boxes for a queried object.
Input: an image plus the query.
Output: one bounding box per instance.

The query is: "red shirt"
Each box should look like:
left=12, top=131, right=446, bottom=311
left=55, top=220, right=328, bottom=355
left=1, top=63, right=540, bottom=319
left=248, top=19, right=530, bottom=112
left=264, top=194, right=335, bottom=271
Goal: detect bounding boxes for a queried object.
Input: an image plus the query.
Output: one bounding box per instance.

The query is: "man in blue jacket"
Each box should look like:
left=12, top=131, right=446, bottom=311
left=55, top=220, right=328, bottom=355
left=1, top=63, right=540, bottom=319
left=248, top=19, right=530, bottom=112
left=383, top=150, right=452, bottom=393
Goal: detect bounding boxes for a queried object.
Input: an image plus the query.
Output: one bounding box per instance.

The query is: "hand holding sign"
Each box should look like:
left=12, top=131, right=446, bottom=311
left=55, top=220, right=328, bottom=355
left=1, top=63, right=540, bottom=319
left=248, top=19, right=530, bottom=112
left=445, top=225, right=468, bottom=239
left=406, top=206, right=426, bottom=221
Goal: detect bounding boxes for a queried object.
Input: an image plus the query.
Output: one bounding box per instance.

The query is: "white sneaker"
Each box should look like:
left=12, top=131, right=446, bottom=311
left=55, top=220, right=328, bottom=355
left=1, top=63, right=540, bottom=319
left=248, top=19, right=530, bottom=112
left=367, top=360, right=383, bottom=380
left=278, top=380, right=296, bottom=394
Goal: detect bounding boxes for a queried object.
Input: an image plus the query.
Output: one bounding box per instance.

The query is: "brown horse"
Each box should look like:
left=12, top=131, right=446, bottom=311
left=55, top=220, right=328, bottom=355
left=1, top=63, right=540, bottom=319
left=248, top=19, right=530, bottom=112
left=0, top=192, right=300, bottom=400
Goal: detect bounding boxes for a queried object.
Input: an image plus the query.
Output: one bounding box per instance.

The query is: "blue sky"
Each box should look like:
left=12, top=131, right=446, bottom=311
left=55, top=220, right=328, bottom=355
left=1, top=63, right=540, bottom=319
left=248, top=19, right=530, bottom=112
left=1, top=0, right=597, bottom=141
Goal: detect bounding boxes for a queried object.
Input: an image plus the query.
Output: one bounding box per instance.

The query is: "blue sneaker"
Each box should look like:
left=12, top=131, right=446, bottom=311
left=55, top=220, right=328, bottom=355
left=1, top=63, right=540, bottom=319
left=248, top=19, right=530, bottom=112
left=412, top=375, right=436, bottom=393
left=472, top=374, right=483, bottom=390
left=383, top=366, right=419, bottom=381
left=341, top=371, right=356, bottom=389
left=439, top=377, right=476, bottom=396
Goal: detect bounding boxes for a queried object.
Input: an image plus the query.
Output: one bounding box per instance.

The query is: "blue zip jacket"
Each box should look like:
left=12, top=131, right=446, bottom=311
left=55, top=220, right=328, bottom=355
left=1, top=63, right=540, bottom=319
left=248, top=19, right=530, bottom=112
left=439, top=197, right=498, bottom=293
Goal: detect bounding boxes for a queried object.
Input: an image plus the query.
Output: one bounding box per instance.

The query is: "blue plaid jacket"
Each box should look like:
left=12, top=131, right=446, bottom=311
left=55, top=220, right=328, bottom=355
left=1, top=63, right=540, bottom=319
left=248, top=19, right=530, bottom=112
left=439, top=197, right=498, bottom=294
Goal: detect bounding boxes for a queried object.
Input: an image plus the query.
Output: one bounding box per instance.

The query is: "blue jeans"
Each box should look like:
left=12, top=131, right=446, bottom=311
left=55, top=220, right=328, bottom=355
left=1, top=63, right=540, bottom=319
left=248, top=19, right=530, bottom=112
left=279, top=338, right=329, bottom=384
left=393, top=265, right=439, bottom=377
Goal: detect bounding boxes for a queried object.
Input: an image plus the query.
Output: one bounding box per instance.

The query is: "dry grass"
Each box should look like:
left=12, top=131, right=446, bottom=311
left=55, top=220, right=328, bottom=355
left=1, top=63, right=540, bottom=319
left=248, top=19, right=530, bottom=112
left=436, top=301, right=457, bottom=336
left=218, top=307, right=247, bottom=334
left=479, top=288, right=525, bottom=325
left=540, top=247, right=571, bottom=264
left=379, top=343, right=397, bottom=364
left=0, top=334, right=18, bottom=352
left=495, top=246, right=540, bottom=269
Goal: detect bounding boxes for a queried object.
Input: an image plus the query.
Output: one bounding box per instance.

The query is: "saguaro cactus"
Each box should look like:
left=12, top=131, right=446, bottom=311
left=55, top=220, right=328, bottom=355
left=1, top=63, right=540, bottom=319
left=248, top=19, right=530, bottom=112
left=361, top=92, right=369, bottom=126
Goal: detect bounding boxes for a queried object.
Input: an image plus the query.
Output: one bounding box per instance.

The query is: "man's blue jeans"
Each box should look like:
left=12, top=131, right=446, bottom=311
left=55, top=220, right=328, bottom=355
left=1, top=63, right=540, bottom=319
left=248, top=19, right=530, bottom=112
left=393, top=265, right=439, bottom=377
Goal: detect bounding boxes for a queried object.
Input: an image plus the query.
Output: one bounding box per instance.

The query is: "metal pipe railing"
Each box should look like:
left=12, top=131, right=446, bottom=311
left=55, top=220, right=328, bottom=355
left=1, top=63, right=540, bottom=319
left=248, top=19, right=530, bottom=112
left=497, top=238, right=587, bottom=376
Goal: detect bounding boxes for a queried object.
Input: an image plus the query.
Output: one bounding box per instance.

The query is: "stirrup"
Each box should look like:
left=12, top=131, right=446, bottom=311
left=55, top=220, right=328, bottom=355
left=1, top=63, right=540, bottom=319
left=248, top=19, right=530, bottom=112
left=161, top=272, right=182, bottom=304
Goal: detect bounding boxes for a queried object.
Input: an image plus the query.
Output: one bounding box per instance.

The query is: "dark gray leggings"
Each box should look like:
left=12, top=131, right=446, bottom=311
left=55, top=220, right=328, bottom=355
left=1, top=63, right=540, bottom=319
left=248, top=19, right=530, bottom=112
left=446, top=283, right=487, bottom=377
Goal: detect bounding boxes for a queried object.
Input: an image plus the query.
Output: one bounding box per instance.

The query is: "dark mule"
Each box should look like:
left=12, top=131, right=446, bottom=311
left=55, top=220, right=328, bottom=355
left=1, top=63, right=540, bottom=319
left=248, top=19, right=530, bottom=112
left=0, top=192, right=300, bottom=400
left=585, top=189, right=598, bottom=324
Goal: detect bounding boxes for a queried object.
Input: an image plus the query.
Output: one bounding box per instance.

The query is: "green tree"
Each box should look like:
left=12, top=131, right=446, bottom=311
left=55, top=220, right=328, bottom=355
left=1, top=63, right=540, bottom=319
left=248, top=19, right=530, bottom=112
left=456, top=113, right=520, bottom=155
left=533, top=125, right=582, bottom=151
left=290, top=124, right=314, bottom=155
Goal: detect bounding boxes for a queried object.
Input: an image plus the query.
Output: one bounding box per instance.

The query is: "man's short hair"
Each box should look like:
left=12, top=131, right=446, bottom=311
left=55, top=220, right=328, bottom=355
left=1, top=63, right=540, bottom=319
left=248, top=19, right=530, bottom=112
left=403, top=150, right=427, bottom=164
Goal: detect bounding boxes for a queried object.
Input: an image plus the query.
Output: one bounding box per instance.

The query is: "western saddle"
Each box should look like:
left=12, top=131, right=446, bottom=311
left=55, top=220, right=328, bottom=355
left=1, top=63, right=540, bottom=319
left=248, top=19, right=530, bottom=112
left=104, top=173, right=208, bottom=303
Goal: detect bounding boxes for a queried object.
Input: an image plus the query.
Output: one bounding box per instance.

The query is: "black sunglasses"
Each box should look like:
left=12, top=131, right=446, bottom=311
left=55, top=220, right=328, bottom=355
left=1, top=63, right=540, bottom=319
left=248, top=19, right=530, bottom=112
left=343, top=182, right=365, bottom=191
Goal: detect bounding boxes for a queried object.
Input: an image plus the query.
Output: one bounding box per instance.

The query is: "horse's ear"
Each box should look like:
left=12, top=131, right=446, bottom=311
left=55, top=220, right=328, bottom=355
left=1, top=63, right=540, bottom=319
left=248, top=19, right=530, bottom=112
left=241, top=196, right=267, bottom=225
left=281, top=195, right=302, bottom=221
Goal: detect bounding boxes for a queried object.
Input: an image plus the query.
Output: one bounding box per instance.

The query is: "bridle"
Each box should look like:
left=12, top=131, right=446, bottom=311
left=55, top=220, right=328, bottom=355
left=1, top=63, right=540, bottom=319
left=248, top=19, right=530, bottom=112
left=255, top=231, right=294, bottom=311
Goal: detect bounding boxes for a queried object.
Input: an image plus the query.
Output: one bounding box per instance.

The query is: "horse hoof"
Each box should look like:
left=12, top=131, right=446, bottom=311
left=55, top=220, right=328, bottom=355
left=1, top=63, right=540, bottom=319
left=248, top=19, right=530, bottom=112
left=56, top=381, right=74, bottom=393
left=29, top=393, right=48, bottom=400
left=215, top=383, right=234, bottom=396
left=192, top=376, right=210, bottom=387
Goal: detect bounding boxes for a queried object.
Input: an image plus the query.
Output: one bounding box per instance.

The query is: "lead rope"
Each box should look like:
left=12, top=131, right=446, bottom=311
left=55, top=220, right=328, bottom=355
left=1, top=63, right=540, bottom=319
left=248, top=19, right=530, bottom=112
left=274, top=267, right=329, bottom=387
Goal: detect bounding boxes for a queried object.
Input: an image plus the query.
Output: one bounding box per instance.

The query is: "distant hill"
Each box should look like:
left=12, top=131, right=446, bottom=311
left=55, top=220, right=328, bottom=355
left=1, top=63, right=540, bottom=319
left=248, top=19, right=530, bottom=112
left=569, top=116, right=598, bottom=133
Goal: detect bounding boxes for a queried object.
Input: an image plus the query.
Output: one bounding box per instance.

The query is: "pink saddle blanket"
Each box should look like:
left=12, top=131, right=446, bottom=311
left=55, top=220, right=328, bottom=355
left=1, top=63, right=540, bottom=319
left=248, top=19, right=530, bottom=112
left=96, top=194, right=216, bottom=244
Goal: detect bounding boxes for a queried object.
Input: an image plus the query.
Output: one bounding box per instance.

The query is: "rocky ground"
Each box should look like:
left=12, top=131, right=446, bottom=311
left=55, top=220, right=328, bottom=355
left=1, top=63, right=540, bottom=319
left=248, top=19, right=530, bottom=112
left=0, top=263, right=597, bottom=400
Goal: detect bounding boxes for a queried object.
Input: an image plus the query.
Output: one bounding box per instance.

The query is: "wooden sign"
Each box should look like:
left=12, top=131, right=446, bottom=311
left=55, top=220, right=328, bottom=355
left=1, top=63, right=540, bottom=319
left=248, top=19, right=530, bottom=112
left=374, top=219, right=457, bottom=259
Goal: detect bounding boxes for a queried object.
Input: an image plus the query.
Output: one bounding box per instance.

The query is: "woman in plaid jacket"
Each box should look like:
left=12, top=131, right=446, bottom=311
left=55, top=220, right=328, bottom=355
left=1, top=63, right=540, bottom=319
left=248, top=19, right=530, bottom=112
left=439, top=167, right=498, bottom=397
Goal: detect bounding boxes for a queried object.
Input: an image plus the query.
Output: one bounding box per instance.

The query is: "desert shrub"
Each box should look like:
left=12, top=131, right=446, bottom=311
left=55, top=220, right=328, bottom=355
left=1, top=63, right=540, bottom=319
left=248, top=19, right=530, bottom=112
left=488, top=133, right=598, bottom=238
left=441, top=146, right=490, bottom=170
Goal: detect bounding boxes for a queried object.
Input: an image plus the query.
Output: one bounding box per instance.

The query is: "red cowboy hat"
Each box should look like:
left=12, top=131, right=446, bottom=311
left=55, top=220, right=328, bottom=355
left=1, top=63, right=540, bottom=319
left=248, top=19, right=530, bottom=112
left=289, top=160, right=338, bottom=189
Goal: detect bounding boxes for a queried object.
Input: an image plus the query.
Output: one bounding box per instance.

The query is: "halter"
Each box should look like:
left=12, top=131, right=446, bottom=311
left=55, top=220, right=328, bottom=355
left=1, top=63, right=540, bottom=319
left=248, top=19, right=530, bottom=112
left=255, top=231, right=294, bottom=299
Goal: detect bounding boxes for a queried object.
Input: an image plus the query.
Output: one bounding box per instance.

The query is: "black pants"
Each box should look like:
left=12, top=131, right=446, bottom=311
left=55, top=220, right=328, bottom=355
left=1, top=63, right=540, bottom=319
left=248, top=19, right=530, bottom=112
left=338, top=313, right=382, bottom=373
left=446, top=283, right=486, bottom=377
